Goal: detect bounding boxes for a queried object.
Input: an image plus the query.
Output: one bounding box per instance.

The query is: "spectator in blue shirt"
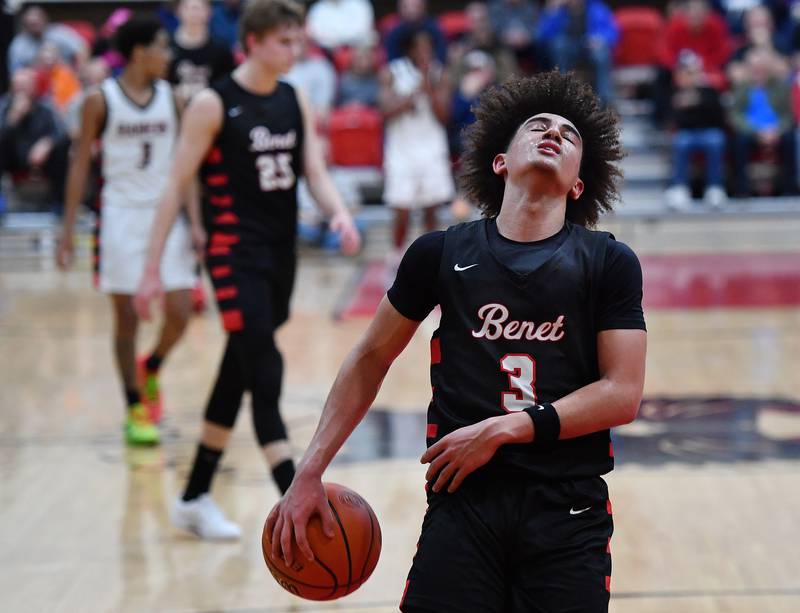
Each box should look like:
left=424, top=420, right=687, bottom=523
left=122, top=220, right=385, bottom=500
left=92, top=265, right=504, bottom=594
left=385, top=0, right=447, bottom=63
left=210, top=0, right=242, bottom=51
left=537, top=0, right=618, bottom=105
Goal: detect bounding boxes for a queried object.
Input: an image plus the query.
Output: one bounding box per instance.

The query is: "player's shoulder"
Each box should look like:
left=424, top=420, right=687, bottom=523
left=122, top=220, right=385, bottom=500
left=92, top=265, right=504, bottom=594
left=407, top=229, right=446, bottom=256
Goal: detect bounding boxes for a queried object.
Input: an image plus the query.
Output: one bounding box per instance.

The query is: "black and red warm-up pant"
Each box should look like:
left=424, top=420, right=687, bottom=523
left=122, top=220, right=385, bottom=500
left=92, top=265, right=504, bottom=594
left=202, top=242, right=297, bottom=446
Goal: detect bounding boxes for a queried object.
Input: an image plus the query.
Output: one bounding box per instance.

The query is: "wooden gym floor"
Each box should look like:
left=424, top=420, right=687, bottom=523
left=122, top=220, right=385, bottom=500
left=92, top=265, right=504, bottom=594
left=1, top=213, right=799, bottom=613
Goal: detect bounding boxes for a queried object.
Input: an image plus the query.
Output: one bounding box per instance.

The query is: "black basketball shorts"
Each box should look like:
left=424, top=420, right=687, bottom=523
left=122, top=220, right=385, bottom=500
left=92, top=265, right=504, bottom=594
left=400, top=474, right=613, bottom=613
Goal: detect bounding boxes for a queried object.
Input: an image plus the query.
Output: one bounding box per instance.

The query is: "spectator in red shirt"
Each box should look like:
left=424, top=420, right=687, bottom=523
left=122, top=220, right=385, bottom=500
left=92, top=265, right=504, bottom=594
left=653, top=0, right=733, bottom=125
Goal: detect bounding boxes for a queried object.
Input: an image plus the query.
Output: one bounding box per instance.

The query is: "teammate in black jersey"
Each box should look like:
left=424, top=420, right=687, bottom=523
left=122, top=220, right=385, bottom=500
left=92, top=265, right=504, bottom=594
left=134, top=0, right=360, bottom=540
left=268, top=71, right=646, bottom=612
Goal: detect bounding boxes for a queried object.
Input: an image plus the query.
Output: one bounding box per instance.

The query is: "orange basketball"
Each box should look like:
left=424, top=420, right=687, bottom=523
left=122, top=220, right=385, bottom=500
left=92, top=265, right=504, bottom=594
left=262, top=482, right=382, bottom=601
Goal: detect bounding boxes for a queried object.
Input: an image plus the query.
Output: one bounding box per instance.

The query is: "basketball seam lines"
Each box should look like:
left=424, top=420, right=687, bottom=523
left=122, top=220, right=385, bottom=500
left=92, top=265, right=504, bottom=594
left=328, top=500, right=354, bottom=592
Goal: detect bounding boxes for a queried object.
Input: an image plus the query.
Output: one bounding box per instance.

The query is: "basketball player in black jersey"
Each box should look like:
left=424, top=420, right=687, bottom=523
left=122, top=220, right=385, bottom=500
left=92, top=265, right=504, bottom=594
left=134, top=0, right=360, bottom=539
left=268, top=71, right=646, bottom=612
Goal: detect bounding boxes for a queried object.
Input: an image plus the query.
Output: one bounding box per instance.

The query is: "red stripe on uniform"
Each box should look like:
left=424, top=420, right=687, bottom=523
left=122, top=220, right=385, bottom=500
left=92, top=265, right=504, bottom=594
left=210, top=265, right=232, bottom=279
left=210, top=232, right=240, bottom=247
left=207, top=245, right=231, bottom=256
left=215, top=286, right=238, bottom=301
left=400, top=580, right=410, bottom=607
left=221, top=309, right=244, bottom=332
left=607, top=499, right=613, bottom=515
left=609, top=441, right=614, bottom=457
left=214, top=212, right=239, bottom=225
left=607, top=537, right=611, bottom=554
left=430, top=337, right=441, bottom=364
left=426, top=424, right=438, bottom=438
left=206, top=147, right=222, bottom=164
left=605, top=575, right=611, bottom=592
left=209, top=195, right=233, bottom=207
left=206, top=174, right=228, bottom=186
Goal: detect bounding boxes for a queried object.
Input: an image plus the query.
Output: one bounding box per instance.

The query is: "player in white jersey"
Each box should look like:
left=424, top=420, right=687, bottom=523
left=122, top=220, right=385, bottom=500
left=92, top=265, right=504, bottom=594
left=57, top=15, right=200, bottom=445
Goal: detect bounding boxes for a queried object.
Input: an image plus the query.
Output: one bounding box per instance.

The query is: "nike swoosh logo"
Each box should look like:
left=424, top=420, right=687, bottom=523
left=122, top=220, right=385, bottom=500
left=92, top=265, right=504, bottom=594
left=228, top=106, right=243, bottom=117
left=569, top=506, right=591, bottom=515
left=454, top=263, right=478, bottom=272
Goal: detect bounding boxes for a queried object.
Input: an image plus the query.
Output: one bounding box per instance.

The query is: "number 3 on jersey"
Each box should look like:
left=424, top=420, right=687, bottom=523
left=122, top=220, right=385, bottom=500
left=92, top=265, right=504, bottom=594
left=256, top=152, right=294, bottom=191
left=500, top=354, right=537, bottom=412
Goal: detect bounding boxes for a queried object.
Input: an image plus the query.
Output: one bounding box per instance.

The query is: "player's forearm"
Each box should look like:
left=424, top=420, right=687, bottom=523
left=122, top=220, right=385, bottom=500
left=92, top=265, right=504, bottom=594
left=296, top=345, right=391, bottom=479
left=305, top=169, right=349, bottom=219
left=143, top=180, right=184, bottom=274
left=498, top=378, right=642, bottom=445
left=61, top=156, right=90, bottom=236
left=184, top=178, right=202, bottom=226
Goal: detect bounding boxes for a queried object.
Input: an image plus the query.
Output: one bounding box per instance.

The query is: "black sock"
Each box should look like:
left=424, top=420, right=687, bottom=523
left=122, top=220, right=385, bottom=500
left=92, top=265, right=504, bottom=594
left=125, top=388, right=141, bottom=407
left=145, top=353, right=163, bottom=373
left=271, top=459, right=295, bottom=494
left=182, top=443, right=223, bottom=501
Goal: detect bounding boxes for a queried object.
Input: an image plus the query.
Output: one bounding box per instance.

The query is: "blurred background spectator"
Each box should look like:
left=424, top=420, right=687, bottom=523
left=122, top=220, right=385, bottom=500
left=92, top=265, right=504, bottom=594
left=537, top=0, right=619, bottom=105
left=727, top=5, right=790, bottom=86
left=168, top=0, right=235, bottom=102
left=447, top=1, right=519, bottom=85
left=385, top=0, right=448, bottom=63
left=337, top=41, right=381, bottom=108
left=210, top=0, right=243, bottom=51
left=33, top=40, right=81, bottom=114
left=729, top=47, right=796, bottom=196
left=488, top=0, right=538, bottom=70
left=380, top=27, right=454, bottom=259
left=664, top=50, right=727, bottom=209
left=0, top=67, right=69, bottom=213
left=307, top=0, right=375, bottom=51
left=92, top=8, right=132, bottom=76
left=450, top=49, right=497, bottom=156
left=8, top=4, right=88, bottom=74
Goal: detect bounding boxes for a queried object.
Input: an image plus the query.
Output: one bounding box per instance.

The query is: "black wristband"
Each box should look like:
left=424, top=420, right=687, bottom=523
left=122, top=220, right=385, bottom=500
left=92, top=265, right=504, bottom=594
left=523, top=402, right=561, bottom=449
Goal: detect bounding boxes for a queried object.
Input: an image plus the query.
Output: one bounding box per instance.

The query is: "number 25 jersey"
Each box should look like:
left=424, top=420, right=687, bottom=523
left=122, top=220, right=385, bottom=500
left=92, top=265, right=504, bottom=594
left=201, top=76, right=304, bottom=251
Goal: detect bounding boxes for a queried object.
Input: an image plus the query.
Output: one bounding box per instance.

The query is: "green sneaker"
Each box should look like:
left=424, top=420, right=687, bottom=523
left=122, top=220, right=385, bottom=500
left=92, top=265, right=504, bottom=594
left=125, top=403, right=160, bottom=446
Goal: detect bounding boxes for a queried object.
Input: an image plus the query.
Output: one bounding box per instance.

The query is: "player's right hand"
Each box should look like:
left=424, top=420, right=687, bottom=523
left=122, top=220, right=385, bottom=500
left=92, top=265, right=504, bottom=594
left=134, top=271, right=164, bottom=321
left=56, top=233, right=74, bottom=270
left=266, top=472, right=336, bottom=567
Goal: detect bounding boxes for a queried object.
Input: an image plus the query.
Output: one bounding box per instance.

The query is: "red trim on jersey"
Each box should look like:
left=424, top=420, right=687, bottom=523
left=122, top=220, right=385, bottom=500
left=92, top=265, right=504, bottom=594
left=209, top=195, right=233, bottom=207
left=207, top=245, right=231, bottom=256
left=430, top=338, right=441, bottom=364
left=400, top=580, right=410, bottom=607
left=607, top=499, right=613, bottom=515
left=214, top=212, right=239, bottom=225
left=609, top=441, right=614, bottom=457
left=215, top=286, right=238, bottom=301
left=607, top=536, right=611, bottom=554
left=210, top=232, right=240, bottom=247
left=206, top=174, right=228, bottom=186
left=210, top=265, right=232, bottom=279
left=206, top=147, right=222, bottom=164
left=605, top=575, right=611, bottom=592
left=426, top=424, right=438, bottom=438
left=221, top=309, right=244, bottom=331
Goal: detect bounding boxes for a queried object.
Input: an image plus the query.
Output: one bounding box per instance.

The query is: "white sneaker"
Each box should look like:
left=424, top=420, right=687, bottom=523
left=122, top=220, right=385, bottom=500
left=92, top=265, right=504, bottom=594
left=703, top=185, right=728, bottom=209
left=664, top=185, right=692, bottom=211
left=171, top=494, right=242, bottom=540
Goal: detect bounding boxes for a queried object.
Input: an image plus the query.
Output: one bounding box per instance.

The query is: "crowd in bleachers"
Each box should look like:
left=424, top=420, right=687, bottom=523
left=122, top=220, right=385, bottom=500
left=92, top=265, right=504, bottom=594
left=4, top=0, right=800, bottom=220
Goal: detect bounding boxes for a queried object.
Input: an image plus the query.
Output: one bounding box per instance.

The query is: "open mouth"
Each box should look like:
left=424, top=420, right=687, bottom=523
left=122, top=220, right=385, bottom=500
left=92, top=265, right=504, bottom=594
left=537, top=141, right=561, bottom=156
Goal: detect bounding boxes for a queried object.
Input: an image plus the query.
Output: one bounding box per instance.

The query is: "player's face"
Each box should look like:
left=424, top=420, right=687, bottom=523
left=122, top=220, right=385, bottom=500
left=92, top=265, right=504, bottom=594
left=142, top=30, right=172, bottom=79
left=248, top=24, right=304, bottom=75
left=497, top=112, right=584, bottom=197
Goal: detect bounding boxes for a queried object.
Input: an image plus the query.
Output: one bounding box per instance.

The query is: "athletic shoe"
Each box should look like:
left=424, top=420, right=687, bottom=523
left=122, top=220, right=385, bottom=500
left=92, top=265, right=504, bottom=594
left=704, top=185, right=728, bottom=209
left=124, top=403, right=160, bottom=446
left=171, top=494, right=242, bottom=540
left=137, top=357, right=163, bottom=423
left=664, top=185, right=692, bottom=211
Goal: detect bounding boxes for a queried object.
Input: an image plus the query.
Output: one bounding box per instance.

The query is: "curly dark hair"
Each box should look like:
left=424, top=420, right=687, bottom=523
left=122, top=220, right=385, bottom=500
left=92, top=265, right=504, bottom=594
left=459, top=71, right=623, bottom=228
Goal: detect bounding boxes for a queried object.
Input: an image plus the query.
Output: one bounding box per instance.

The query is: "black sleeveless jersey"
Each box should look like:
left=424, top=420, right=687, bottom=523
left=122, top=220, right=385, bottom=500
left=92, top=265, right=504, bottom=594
left=429, top=219, right=614, bottom=481
left=200, top=77, right=304, bottom=253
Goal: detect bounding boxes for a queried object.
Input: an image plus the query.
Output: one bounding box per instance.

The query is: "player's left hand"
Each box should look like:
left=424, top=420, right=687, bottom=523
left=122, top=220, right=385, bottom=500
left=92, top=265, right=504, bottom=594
left=330, top=211, right=361, bottom=255
left=190, top=223, right=207, bottom=260
left=421, top=419, right=503, bottom=493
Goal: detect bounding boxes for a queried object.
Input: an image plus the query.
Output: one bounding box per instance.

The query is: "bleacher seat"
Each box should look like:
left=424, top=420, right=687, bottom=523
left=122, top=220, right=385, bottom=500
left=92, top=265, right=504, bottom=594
left=328, top=104, right=383, bottom=167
